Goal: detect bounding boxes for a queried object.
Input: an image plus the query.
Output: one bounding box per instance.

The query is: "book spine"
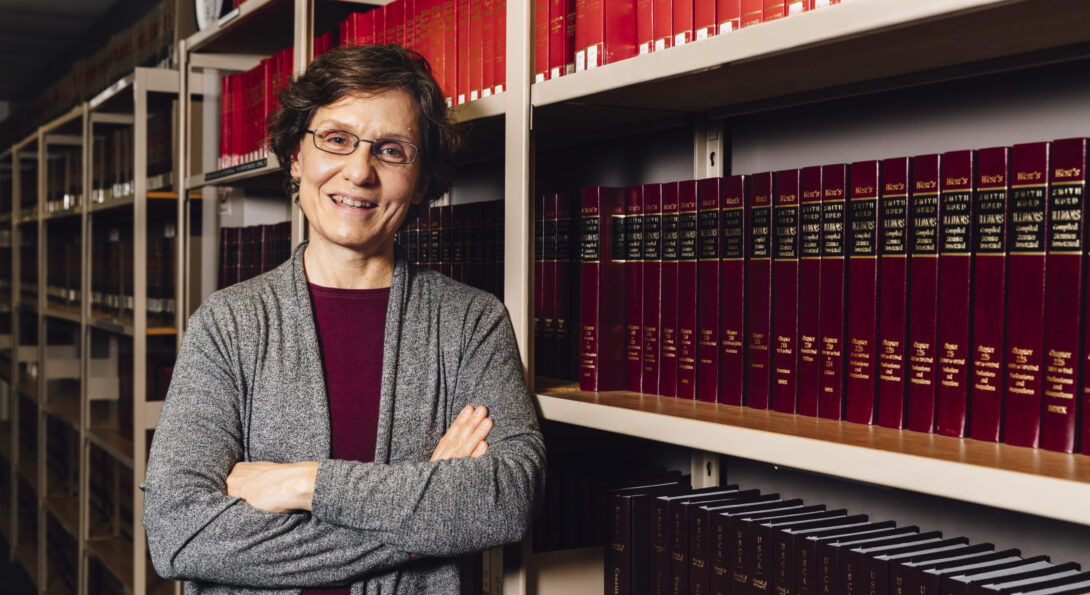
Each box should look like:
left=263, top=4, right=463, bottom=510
left=469, top=0, right=484, bottom=99
left=670, top=502, right=690, bottom=595
left=440, top=204, right=454, bottom=277
left=694, top=0, right=716, bottom=39
left=907, top=154, right=941, bottom=433
left=689, top=504, right=711, bottom=594
left=580, top=187, right=628, bottom=391
left=444, top=0, right=457, bottom=102
left=678, top=181, right=700, bottom=398
left=798, top=166, right=824, bottom=417
left=698, top=178, right=723, bottom=403
left=845, top=161, right=881, bottom=424
left=720, top=176, right=747, bottom=406
left=458, top=0, right=471, bottom=102
left=643, top=184, right=664, bottom=393
left=537, top=195, right=552, bottom=377
left=575, top=0, right=602, bottom=71
left=653, top=0, right=672, bottom=51
left=606, top=495, right=631, bottom=595
left=481, top=0, right=496, bottom=95
left=1003, top=141, right=1050, bottom=448
left=763, top=0, right=784, bottom=21
left=637, top=0, right=654, bottom=54
left=710, top=509, right=731, bottom=595
left=772, top=169, right=801, bottom=413
left=969, top=147, right=1010, bottom=442
left=557, top=194, right=576, bottom=381
left=818, top=164, right=849, bottom=420
left=661, top=182, right=681, bottom=397
left=495, top=0, right=506, bottom=93
left=1042, top=137, right=1087, bottom=453
left=652, top=499, right=672, bottom=595
left=604, top=0, right=638, bottom=65
left=877, top=157, right=910, bottom=429
left=747, top=172, right=775, bottom=409
left=935, top=150, right=975, bottom=437
left=627, top=186, right=646, bottom=392
left=674, top=0, right=694, bottom=46
left=718, top=0, right=741, bottom=33
left=741, top=0, right=763, bottom=26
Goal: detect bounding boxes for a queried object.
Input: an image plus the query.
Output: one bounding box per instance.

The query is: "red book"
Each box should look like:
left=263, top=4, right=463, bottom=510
left=969, top=147, right=1010, bottom=442
left=360, top=10, right=376, bottom=45
left=845, top=160, right=881, bottom=425
left=797, top=165, right=823, bottom=417
left=626, top=186, right=645, bottom=393
left=694, top=0, right=715, bottom=39
left=494, top=0, right=506, bottom=93
left=660, top=182, right=681, bottom=397
left=1042, top=137, right=1087, bottom=453
left=232, top=72, right=244, bottom=165
left=818, top=164, right=849, bottom=420
left=746, top=172, right=774, bottom=409
left=549, top=0, right=575, bottom=78
left=469, top=0, right=484, bottom=99
left=580, top=187, right=628, bottom=391
left=718, top=0, right=740, bottom=33
left=907, top=154, right=941, bottom=433
left=876, top=157, right=910, bottom=429
left=577, top=0, right=637, bottom=71
left=652, top=0, right=672, bottom=51
left=386, top=0, right=405, bottom=45
left=373, top=6, right=387, bottom=43
left=444, top=0, right=457, bottom=103
left=1003, top=141, right=1050, bottom=448
left=772, top=169, right=800, bottom=413
left=677, top=180, right=700, bottom=399
left=481, top=0, right=496, bottom=96
left=637, top=0, right=653, bottom=54
left=741, top=0, right=762, bottom=26
left=536, top=0, right=551, bottom=80
left=719, top=175, right=747, bottom=406
left=762, top=0, right=784, bottom=21
left=535, top=195, right=547, bottom=377
left=674, top=0, right=694, bottom=47
left=556, top=194, right=578, bottom=381
left=219, top=75, right=230, bottom=169
left=340, top=15, right=353, bottom=47
left=642, top=184, right=664, bottom=394
left=697, top=178, right=722, bottom=403
left=935, top=150, right=975, bottom=437
left=458, top=0, right=471, bottom=102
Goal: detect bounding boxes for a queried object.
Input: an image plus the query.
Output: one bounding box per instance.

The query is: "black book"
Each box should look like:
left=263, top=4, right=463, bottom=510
left=889, top=542, right=996, bottom=594
left=797, top=522, right=900, bottom=595
left=815, top=527, right=923, bottom=595
left=870, top=537, right=972, bottom=595
left=652, top=486, right=751, bottom=595
left=606, top=479, right=689, bottom=595
left=771, top=513, right=870, bottom=595
left=968, top=563, right=1083, bottom=595
left=1018, top=576, right=1090, bottom=594
left=702, top=495, right=788, bottom=595
left=747, top=508, right=845, bottom=595
left=840, top=532, right=944, bottom=595
left=941, top=557, right=1054, bottom=595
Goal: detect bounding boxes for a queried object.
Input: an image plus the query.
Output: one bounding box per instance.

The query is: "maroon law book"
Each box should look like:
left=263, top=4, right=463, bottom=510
left=877, top=157, right=910, bottom=429
left=772, top=169, right=801, bottom=413
left=819, top=164, right=850, bottom=420
left=538, top=195, right=554, bottom=378
left=846, top=161, right=882, bottom=424
left=797, top=165, right=824, bottom=417
left=579, top=186, right=628, bottom=391
left=607, top=480, right=689, bottom=595
left=969, top=147, right=1010, bottom=442
left=1042, top=137, right=1087, bottom=453
left=747, top=172, right=775, bottom=409
left=451, top=204, right=466, bottom=283
left=870, top=538, right=971, bottom=595
left=439, top=204, right=454, bottom=277
left=720, top=175, right=748, bottom=406
left=643, top=184, right=665, bottom=394
left=697, top=178, right=723, bottom=402
left=907, top=154, right=942, bottom=433
left=429, top=205, right=443, bottom=272
left=1003, top=141, right=1050, bottom=448
left=676, top=487, right=754, bottom=594
left=418, top=207, right=433, bottom=270
left=678, top=181, right=700, bottom=399
left=555, top=193, right=578, bottom=381
left=661, top=182, right=681, bottom=397
left=935, top=150, right=975, bottom=437
left=626, top=185, right=646, bottom=393
left=724, top=500, right=809, bottom=594
left=705, top=495, right=788, bottom=595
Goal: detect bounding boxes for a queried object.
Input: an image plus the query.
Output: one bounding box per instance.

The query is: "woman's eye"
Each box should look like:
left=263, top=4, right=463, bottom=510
left=326, top=133, right=350, bottom=145
left=376, top=142, right=407, bottom=159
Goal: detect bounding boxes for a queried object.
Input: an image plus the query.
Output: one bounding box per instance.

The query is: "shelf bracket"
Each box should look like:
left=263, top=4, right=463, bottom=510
left=691, top=449, right=721, bottom=489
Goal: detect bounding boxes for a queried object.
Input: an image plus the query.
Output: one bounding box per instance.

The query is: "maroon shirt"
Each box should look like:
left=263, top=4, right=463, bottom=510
left=303, top=283, right=390, bottom=595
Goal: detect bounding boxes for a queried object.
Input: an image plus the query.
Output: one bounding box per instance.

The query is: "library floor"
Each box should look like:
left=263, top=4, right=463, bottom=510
left=0, top=540, right=36, bottom=594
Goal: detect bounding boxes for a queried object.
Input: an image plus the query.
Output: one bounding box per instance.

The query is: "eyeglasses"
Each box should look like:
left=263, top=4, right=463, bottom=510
left=306, top=129, right=420, bottom=164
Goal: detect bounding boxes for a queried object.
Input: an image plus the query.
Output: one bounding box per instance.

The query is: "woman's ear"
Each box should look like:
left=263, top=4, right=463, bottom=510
left=289, top=146, right=302, bottom=178
left=412, top=180, right=428, bottom=205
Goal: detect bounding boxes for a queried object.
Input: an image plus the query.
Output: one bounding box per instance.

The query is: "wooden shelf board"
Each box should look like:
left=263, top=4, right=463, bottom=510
left=86, top=535, right=134, bottom=593
left=186, top=156, right=283, bottom=189
left=15, top=542, right=39, bottom=588
left=45, top=495, right=80, bottom=539
left=451, top=92, right=507, bottom=125
left=87, top=426, right=135, bottom=469
left=147, top=326, right=178, bottom=336
left=535, top=390, right=1090, bottom=525
left=44, top=305, right=82, bottom=325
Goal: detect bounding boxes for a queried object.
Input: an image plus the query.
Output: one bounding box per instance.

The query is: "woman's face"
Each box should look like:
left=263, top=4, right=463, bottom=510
left=291, top=88, right=425, bottom=258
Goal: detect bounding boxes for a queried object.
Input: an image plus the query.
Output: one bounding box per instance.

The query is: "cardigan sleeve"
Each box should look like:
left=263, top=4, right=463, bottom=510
left=309, top=294, right=546, bottom=557
left=141, top=301, right=411, bottom=587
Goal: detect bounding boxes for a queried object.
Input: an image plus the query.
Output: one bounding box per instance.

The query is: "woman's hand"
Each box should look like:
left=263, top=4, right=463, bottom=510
left=226, top=461, right=319, bottom=513
left=430, top=405, right=493, bottom=462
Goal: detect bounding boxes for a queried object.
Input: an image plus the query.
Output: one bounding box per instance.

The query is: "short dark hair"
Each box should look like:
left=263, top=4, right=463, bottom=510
left=267, top=44, right=460, bottom=225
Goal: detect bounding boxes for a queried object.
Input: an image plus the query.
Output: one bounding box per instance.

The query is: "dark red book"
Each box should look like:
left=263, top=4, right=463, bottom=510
left=718, top=0, right=740, bottom=33
left=579, top=187, right=628, bottom=391
left=549, top=0, right=575, bottom=78
left=1042, top=137, right=1087, bottom=453
left=697, top=178, right=723, bottom=403
left=846, top=160, right=881, bottom=424
left=653, top=0, right=672, bottom=51
left=441, top=204, right=455, bottom=277
left=877, top=156, right=910, bottom=429
left=443, top=0, right=457, bottom=103
left=481, top=0, right=496, bottom=96
left=493, top=0, right=506, bottom=94
left=720, top=175, right=747, bottom=406
left=935, top=150, right=975, bottom=438
left=967, top=564, right=1084, bottom=595
left=839, top=533, right=947, bottom=595
left=606, top=481, right=687, bottom=595
left=674, top=0, right=694, bottom=46
left=695, top=0, right=716, bottom=40
left=537, top=194, right=553, bottom=378
left=675, top=488, right=757, bottom=595
left=942, top=558, right=1054, bottom=595
left=785, top=166, right=822, bottom=417
left=457, top=0, right=471, bottom=102
left=660, top=182, right=681, bottom=397
left=677, top=181, right=699, bottom=399
left=772, top=169, right=801, bottom=413
left=907, top=153, right=941, bottom=433
left=706, top=495, right=786, bottom=595
left=626, top=186, right=645, bottom=393
left=636, top=0, right=653, bottom=54
left=577, top=0, right=636, bottom=70
left=556, top=193, right=577, bottom=381
left=741, top=0, right=762, bottom=26
left=922, top=552, right=1029, bottom=595
left=747, top=172, right=775, bottom=409
left=727, top=502, right=811, bottom=593
left=429, top=205, right=443, bottom=272
left=642, top=184, right=664, bottom=394
left=970, top=146, right=1010, bottom=442
left=660, top=487, right=753, bottom=595
left=1003, top=141, right=1050, bottom=448
left=818, top=164, right=849, bottom=420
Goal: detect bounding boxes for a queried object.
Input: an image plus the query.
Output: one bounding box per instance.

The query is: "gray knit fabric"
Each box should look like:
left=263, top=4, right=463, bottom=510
left=142, top=242, right=545, bottom=594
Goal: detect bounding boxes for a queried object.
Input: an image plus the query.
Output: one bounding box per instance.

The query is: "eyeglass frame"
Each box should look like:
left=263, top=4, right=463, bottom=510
left=305, top=128, right=421, bottom=165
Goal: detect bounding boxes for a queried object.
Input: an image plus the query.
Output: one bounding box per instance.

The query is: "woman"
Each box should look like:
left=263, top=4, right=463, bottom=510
left=142, top=44, right=545, bottom=594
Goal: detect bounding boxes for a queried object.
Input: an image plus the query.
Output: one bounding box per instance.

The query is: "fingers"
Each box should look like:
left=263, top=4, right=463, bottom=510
left=429, top=405, right=494, bottom=462
left=471, top=441, right=488, bottom=457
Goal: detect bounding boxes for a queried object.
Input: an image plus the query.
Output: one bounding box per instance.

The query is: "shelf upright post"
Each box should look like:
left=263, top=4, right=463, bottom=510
left=6, top=146, right=15, bottom=566
left=177, top=40, right=191, bottom=340
left=133, top=69, right=150, bottom=595
left=79, top=99, right=92, bottom=595
left=37, top=124, right=47, bottom=595
left=291, top=0, right=315, bottom=250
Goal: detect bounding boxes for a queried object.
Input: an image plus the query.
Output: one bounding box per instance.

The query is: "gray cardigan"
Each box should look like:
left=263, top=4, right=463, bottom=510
left=142, top=242, right=545, bottom=594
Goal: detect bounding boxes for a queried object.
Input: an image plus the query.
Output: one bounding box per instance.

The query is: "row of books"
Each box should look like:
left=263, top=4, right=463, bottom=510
left=91, top=127, right=136, bottom=205
left=46, top=227, right=82, bottom=310
left=397, top=200, right=506, bottom=298
left=562, top=137, right=1090, bottom=453
left=533, top=0, right=841, bottom=82
left=45, top=146, right=83, bottom=215
left=217, top=221, right=293, bottom=290
left=89, top=218, right=177, bottom=326
left=596, top=470, right=1090, bottom=595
